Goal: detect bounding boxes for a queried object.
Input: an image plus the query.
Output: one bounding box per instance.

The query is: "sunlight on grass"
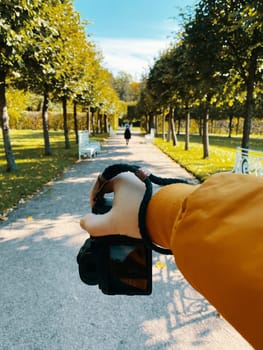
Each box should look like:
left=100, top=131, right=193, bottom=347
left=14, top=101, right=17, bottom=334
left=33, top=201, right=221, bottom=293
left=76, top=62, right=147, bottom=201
left=0, top=130, right=106, bottom=215
left=1, top=130, right=262, bottom=216
left=155, top=134, right=263, bottom=180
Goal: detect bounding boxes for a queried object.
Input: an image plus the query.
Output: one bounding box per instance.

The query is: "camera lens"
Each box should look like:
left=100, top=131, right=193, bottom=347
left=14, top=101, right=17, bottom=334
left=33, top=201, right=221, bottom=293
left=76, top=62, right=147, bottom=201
left=77, top=238, right=98, bottom=285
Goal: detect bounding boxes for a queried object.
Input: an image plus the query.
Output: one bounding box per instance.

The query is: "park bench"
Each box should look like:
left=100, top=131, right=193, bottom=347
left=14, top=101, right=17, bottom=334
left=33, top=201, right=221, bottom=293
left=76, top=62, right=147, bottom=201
left=145, top=128, right=155, bottom=143
left=232, top=147, right=263, bottom=176
left=78, top=130, right=101, bottom=160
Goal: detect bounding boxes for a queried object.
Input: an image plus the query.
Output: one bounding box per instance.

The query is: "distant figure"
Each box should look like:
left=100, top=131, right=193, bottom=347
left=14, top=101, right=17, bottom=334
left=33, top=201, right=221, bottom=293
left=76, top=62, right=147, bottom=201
left=124, top=125, right=131, bottom=145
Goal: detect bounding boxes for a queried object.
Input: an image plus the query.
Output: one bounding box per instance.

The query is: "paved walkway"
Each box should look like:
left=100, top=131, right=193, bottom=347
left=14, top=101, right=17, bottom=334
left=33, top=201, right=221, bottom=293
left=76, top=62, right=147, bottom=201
left=0, top=130, right=251, bottom=350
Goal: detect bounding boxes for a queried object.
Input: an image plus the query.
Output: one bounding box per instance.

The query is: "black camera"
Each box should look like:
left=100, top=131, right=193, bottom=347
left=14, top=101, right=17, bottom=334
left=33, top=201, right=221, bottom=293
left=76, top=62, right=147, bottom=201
left=77, top=197, right=152, bottom=295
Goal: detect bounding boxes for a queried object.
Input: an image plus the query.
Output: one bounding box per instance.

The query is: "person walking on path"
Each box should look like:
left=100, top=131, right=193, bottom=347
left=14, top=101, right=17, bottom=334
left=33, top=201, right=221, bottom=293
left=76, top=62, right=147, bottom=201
left=124, top=124, right=131, bottom=145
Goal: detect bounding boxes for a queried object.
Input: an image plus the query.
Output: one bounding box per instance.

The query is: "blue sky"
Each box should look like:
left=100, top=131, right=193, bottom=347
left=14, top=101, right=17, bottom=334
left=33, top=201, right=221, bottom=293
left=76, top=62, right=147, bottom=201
left=74, top=0, right=197, bottom=80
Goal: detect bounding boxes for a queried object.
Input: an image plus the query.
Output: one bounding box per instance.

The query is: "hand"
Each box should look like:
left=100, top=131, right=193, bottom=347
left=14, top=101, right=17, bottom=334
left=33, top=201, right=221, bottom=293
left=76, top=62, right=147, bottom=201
left=80, top=173, right=145, bottom=239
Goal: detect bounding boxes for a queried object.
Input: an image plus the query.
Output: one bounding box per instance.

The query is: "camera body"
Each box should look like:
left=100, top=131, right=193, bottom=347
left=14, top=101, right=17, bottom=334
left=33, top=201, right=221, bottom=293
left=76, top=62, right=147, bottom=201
left=77, top=196, right=152, bottom=295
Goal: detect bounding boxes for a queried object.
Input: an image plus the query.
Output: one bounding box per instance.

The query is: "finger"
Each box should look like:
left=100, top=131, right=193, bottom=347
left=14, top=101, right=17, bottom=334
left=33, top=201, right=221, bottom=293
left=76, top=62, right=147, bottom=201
left=89, top=179, right=102, bottom=207
left=89, top=178, right=114, bottom=207
left=80, top=207, right=141, bottom=239
left=80, top=212, right=117, bottom=236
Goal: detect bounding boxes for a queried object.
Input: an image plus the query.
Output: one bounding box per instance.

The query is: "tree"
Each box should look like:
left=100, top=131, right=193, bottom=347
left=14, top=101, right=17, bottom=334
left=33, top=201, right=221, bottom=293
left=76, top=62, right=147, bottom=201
left=129, top=82, right=141, bottom=102
left=52, top=1, right=94, bottom=149
left=94, top=68, right=122, bottom=133
left=72, top=48, right=103, bottom=136
left=218, top=1, right=263, bottom=148
left=112, top=72, right=134, bottom=102
left=136, top=78, right=156, bottom=133
left=146, top=50, right=176, bottom=137
left=161, top=44, right=196, bottom=150
left=173, top=44, right=196, bottom=151
left=0, top=1, right=44, bottom=171
left=18, top=1, right=64, bottom=155
left=185, top=0, right=263, bottom=149
left=182, top=1, right=228, bottom=158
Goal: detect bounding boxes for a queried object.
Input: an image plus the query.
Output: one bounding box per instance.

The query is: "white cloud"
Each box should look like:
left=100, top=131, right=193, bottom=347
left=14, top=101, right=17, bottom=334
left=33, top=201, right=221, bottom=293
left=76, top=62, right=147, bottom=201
left=94, top=37, right=172, bottom=80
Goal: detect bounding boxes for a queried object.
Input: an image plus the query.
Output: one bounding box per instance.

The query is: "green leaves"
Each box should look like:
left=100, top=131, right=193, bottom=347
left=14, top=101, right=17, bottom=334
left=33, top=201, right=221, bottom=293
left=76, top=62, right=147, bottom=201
left=138, top=0, right=263, bottom=150
left=0, top=0, right=123, bottom=114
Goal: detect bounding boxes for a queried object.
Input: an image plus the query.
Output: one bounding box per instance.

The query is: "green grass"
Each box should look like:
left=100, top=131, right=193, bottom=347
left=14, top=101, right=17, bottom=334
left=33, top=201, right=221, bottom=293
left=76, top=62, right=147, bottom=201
left=0, top=130, right=107, bottom=216
left=1, top=130, right=263, bottom=217
left=155, top=134, right=263, bottom=181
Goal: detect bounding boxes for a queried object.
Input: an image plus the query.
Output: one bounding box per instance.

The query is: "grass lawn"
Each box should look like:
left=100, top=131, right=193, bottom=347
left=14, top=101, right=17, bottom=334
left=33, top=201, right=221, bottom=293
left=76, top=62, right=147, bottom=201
left=1, top=129, right=262, bottom=217
left=0, top=130, right=106, bottom=217
left=155, top=134, right=263, bottom=181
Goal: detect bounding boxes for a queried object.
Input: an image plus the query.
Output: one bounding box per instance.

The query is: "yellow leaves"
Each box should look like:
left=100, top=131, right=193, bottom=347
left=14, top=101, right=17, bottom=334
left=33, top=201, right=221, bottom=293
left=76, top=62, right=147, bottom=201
left=155, top=261, right=167, bottom=269
left=212, top=18, right=218, bottom=25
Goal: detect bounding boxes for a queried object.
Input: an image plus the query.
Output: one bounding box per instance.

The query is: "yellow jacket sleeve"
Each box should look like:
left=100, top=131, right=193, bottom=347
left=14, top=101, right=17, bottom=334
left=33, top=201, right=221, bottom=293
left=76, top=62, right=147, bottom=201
left=146, top=173, right=263, bottom=349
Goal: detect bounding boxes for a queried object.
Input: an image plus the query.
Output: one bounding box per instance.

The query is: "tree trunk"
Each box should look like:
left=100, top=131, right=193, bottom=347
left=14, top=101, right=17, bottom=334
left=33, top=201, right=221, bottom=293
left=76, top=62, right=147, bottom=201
left=148, top=113, right=154, bottom=133
left=162, top=109, right=165, bottom=140
left=98, top=112, right=102, bottom=133
left=167, top=110, right=171, bottom=142
left=62, top=96, right=70, bottom=149
left=242, top=93, right=253, bottom=149
left=0, top=72, right=18, bottom=172
left=73, top=101, right=78, bottom=144
left=144, top=114, right=148, bottom=133
left=86, top=106, right=90, bottom=132
left=185, top=108, right=190, bottom=151
left=228, top=114, right=233, bottom=138
left=203, top=109, right=209, bottom=159
left=42, top=90, right=52, bottom=156
left=171, top=117, right=178, bottom=146
left=104, top=114, right=108, bottom=133
left=91, top=108, right=95, bottom=135
left=242, top=57, right=256, bottom=149
left=176, top=112, right=181, bottom=135
left=169, top=107, right=177, bottom=146
left=154, top=115, right=158, bottom=135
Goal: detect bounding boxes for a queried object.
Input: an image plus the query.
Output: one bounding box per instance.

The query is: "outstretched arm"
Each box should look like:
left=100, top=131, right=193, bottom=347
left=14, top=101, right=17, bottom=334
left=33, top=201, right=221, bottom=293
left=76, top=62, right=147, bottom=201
left=80, top=171, right=263, bottom=349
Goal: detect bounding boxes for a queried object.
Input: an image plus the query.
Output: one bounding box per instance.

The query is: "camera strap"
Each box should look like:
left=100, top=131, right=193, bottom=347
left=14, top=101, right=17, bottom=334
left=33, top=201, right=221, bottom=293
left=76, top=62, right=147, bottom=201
left=100, top=163, right=196, bottom=255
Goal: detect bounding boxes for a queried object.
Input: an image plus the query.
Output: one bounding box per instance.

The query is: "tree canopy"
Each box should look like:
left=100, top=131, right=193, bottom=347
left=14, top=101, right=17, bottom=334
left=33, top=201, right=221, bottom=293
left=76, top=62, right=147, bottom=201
left=0, top=0, right=126, bottom=170
left=137, top=0, right=263, bottom=153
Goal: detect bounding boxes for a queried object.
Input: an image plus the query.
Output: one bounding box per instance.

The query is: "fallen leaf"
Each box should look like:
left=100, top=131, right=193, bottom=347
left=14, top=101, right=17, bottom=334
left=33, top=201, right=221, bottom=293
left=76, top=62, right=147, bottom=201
left=155, top=261, right=167, bottom=269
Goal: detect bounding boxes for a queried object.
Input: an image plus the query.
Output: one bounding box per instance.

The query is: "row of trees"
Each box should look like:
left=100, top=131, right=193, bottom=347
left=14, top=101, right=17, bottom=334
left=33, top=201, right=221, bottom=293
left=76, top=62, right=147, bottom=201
left=2, top=1, right=262, bottom=171
left=136, top=0, right=263, bottom=158
left=0, top=0, right=127, bottom=172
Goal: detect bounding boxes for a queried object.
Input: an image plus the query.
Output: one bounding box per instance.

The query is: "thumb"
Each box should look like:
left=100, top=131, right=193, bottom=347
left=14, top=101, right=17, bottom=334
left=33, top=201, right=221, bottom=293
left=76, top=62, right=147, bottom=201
left=80, top=212, right=117, bottom=236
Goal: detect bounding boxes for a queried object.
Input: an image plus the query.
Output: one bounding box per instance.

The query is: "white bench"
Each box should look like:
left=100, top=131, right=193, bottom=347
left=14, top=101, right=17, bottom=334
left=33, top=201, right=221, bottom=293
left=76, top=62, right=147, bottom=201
left=232, top=147, right=263, bottom=176
left=78, top=130, right=101, bottom=160
left=145, top=128, right=155, bottom=143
